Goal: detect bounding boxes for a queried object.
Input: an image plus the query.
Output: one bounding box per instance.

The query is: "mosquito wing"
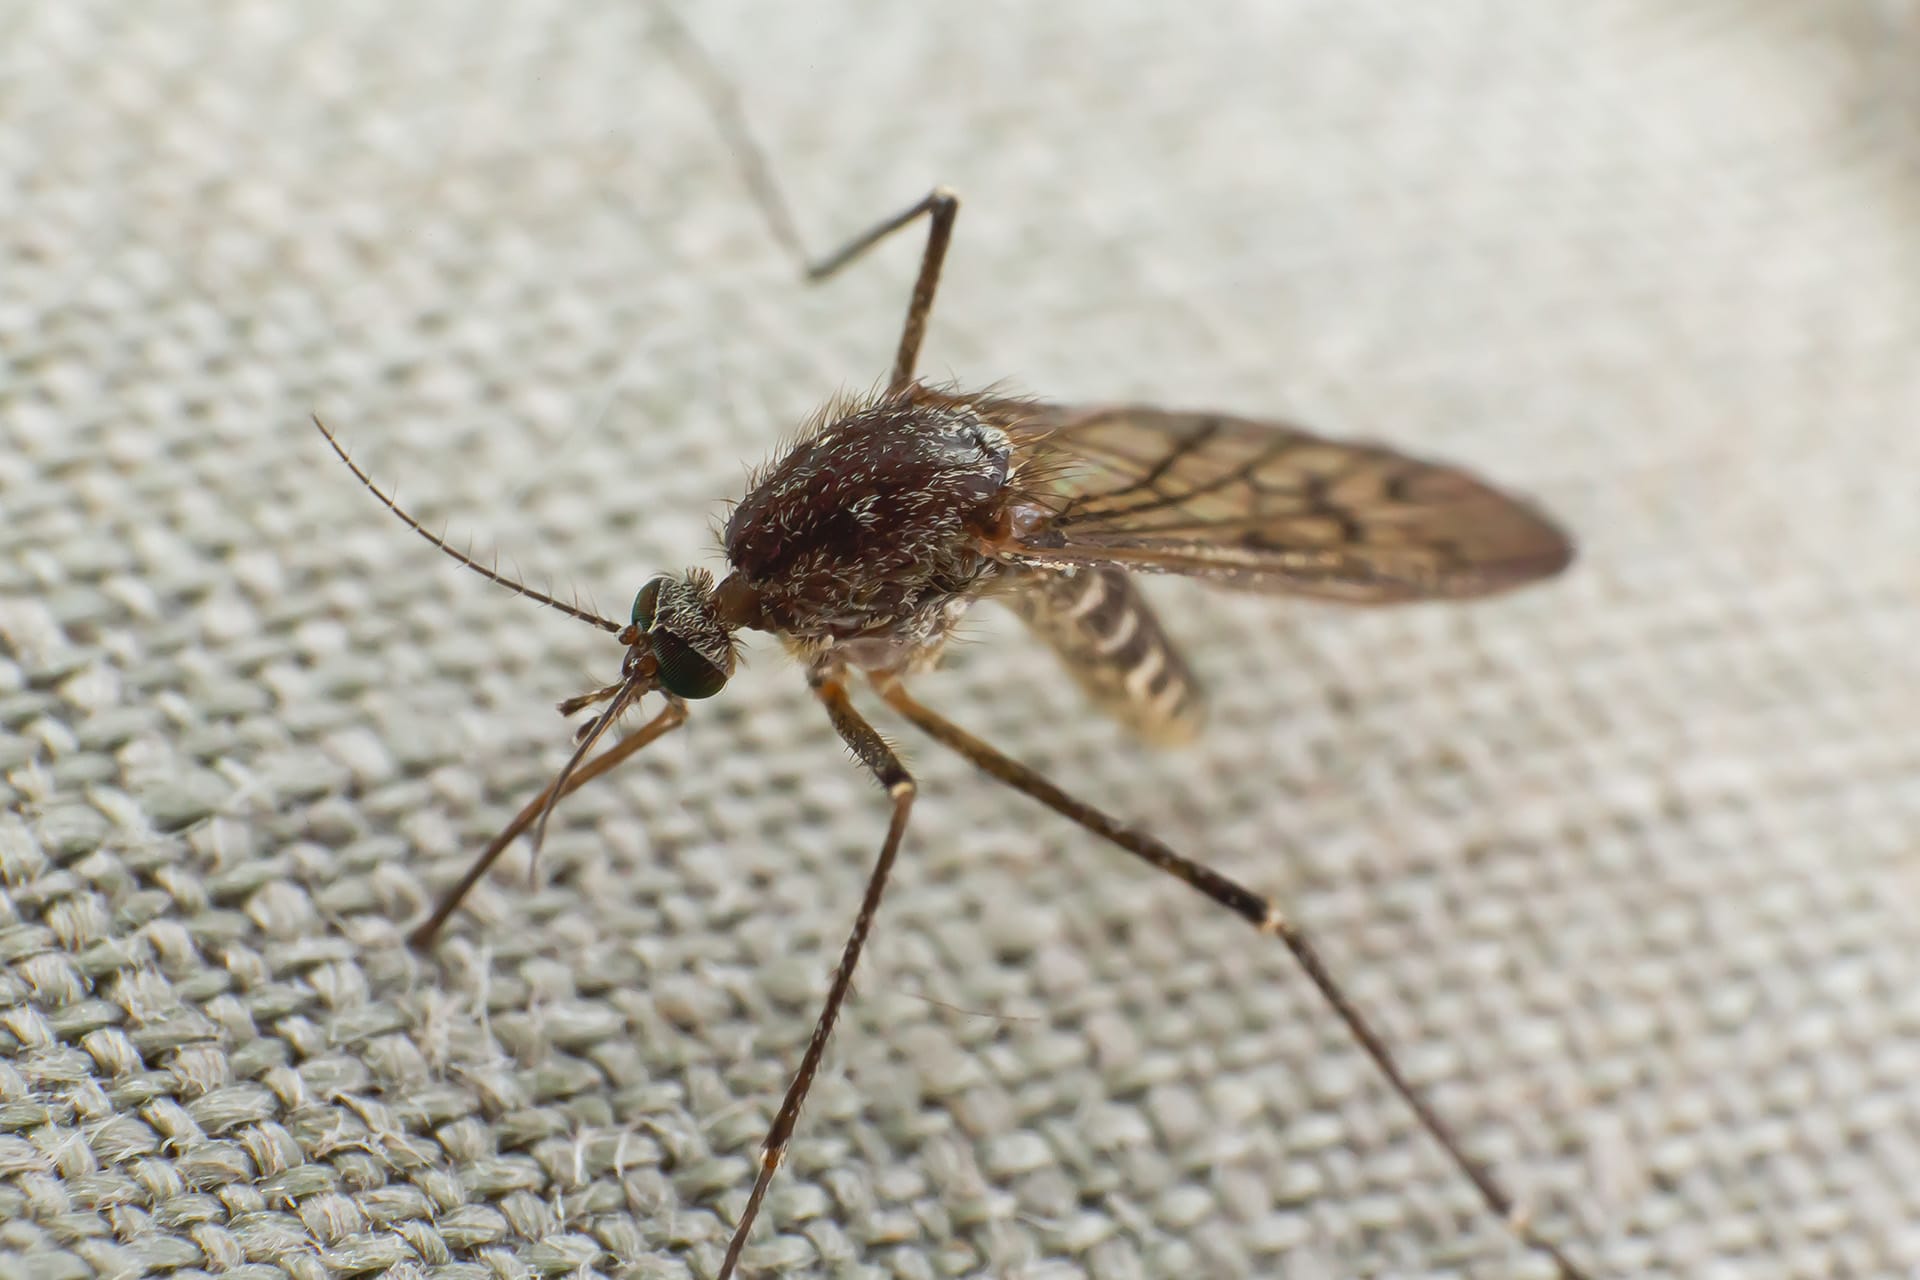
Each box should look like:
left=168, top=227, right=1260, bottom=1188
left=994, top=402, right=1573, bottom=603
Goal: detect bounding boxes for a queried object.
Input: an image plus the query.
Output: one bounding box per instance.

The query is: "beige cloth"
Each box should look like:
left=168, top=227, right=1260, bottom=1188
left=2, top=2, right=1915, bottom=1276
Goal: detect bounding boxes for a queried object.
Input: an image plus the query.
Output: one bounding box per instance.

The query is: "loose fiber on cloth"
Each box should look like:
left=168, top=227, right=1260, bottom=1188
left=2, top=3, right=1916, bottom=1277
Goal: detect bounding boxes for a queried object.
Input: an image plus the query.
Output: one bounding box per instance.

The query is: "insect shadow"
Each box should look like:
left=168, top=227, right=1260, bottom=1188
left=315, top=13, right=1589, bottom=1279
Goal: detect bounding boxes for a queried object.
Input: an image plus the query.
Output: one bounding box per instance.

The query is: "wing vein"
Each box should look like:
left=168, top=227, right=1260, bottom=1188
left=1006, top=405, right=1571, bottom=603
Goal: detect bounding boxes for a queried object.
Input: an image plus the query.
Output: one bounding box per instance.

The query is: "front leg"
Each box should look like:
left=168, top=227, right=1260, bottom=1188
left=804, top=188, right=960, bottom=393
left=716, top=668, right=917, bottom=1279
left=651, top=8, right=960, bottom=395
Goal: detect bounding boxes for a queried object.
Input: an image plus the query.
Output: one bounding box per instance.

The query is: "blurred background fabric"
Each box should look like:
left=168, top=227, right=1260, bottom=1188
left=3, top=2, right=1916, bottom=1277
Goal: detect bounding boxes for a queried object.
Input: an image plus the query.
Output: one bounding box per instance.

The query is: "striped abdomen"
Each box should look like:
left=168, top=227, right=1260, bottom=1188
left=1004, top=566, right=1204, bottom=745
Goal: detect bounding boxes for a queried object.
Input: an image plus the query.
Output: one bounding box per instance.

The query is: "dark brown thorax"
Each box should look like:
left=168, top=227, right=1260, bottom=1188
left=723, top=384, right=1015, bottom=648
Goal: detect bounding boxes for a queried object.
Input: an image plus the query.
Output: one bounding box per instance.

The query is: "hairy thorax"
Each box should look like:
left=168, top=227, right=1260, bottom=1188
left=723, top=387, right=1017, bottom=671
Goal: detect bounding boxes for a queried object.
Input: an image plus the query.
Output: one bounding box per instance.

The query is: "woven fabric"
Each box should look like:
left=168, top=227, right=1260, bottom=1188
left=4, top=2, right=1917, bottom=1277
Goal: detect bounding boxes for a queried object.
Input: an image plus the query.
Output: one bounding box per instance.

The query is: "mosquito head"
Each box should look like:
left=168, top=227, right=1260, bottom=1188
left=618, top=568, right=745, bottom=700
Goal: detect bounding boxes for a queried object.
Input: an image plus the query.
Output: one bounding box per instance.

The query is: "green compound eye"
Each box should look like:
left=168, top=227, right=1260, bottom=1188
left=629, top=575, right=728, bottom=698
left=631, top=578, right=664, bottom=628
left=651, top=631, right=728, bottom=699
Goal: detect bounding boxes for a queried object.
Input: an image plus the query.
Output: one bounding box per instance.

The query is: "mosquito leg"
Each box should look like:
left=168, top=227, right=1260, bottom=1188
left=717, top=669, right=916, bottom=1280
left=409, top=698, right=688, bottom=948
left=652, top=10, right=957, bottom=395
left=810, top=188, right=959, bottom=394
left=873, top=674, right=1591, bottom=1280
left=649, top=5, right=809, bottom=267
left=558, top=681, right=624, bottom=718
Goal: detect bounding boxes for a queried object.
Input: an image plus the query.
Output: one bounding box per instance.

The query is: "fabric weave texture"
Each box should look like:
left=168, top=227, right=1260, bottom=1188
left=2, top=3, right=1916, bottom=1277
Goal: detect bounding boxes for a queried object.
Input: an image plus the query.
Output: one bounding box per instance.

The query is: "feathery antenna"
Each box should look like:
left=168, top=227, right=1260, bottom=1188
left=311, top=415, right=623, bottom=633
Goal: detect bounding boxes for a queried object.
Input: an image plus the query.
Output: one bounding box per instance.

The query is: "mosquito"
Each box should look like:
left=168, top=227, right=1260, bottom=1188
left=314, top=51, right=1587, bottom=1280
